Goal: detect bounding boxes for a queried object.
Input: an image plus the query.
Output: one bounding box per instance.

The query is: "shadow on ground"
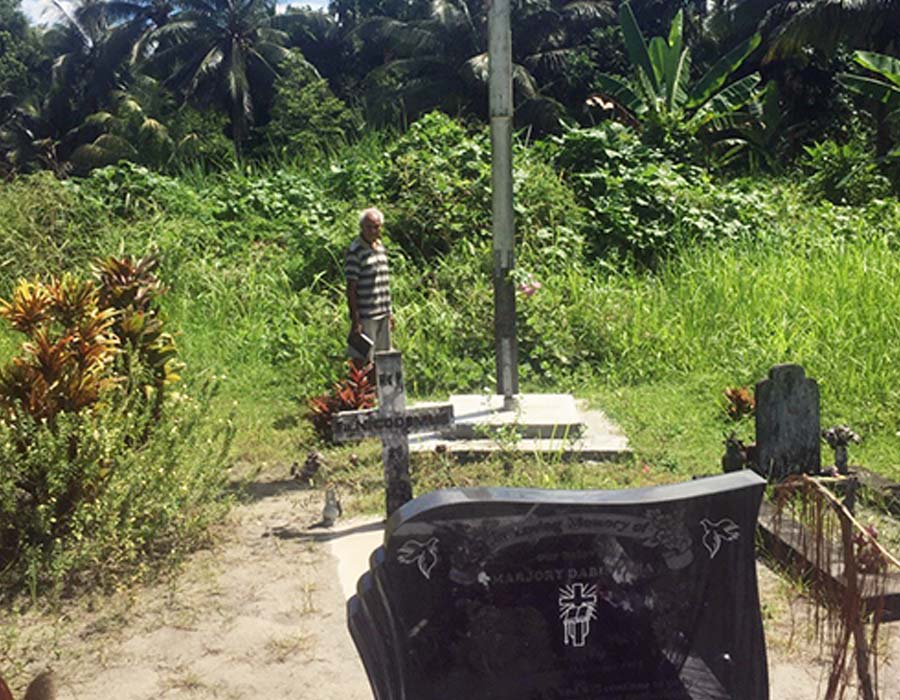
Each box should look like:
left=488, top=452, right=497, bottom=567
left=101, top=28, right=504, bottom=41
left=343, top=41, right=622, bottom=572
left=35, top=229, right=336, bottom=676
left=228, top=478, right=308, bottom=502
left=266, top=519, right=383, bottom=543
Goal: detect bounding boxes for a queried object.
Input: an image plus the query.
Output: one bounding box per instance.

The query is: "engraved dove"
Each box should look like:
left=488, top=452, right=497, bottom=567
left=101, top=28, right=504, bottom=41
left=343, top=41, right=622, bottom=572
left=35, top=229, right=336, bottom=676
left=397, top=537, right=439, bottom=579
left=700, top=518, right=740, bottom=559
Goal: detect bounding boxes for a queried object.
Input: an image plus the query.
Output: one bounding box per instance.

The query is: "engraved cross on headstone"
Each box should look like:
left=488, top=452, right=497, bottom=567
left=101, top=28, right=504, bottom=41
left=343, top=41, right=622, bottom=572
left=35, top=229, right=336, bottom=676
left=332, top=351, right=454, bottom=515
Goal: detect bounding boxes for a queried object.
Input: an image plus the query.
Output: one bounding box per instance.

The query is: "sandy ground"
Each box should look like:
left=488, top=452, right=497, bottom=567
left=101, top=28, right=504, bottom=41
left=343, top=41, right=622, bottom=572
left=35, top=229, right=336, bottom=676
left=3, top=477, right=899, bottom=699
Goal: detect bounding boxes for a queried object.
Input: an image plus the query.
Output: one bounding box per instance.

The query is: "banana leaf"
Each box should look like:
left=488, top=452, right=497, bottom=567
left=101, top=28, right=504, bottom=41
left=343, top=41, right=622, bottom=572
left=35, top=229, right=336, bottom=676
left=689, top=33, right=760, bottom=108
left=668, top=47, right=691, bottom=113
left=854, top=51, right=900, bottom=88
left=667, top=9, right=683, bottom=61
left=648, top=36, right=669, bottom=89
left=594, top=73, right=643, bottom=114
left=618, top=1, right=657, bottom=92
left=837, top=73, right=900, bottom=108
left=689, top=73, right=760, bottom=130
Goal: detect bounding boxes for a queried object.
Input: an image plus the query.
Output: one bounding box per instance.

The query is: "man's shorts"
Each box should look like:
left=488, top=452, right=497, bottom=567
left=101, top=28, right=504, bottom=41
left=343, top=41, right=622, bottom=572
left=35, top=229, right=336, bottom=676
left=348, top=315, right=391, bottom=364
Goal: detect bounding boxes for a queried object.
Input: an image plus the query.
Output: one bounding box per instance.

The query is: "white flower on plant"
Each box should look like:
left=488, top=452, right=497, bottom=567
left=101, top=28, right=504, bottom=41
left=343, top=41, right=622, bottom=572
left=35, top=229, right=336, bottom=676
left=822, top=425, right=861, bottom=448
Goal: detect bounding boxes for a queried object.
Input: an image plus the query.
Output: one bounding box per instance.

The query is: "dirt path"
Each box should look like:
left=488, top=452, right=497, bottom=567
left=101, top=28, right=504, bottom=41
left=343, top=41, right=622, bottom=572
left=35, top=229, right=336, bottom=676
left=5, top=479, right=370, bottom=700
left=3, top=478, right=899, bottom=699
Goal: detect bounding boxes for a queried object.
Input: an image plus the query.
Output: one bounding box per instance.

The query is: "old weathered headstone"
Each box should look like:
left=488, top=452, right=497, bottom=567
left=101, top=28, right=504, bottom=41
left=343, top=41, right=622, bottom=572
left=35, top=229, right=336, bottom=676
left=348, top=471, right=769, bottom=699
left=332, top=351, right=454, bottom=516
left=755, top=364, right=820, bottom=480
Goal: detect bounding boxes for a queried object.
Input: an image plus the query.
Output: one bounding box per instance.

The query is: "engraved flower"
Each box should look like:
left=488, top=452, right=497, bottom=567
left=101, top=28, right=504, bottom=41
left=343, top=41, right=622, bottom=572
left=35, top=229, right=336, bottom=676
left=397, top=537, right=439, bottom=579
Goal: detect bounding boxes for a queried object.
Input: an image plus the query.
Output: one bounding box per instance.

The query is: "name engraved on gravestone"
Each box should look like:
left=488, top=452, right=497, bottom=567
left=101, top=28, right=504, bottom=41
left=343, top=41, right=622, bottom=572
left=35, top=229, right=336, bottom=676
left=332, top=351, right=454, bottom=515
left=332, top=405, right=454, bottom=442
left=348, top=472, right=768, bottom=700
left=755, top=364, right=821, bottom=480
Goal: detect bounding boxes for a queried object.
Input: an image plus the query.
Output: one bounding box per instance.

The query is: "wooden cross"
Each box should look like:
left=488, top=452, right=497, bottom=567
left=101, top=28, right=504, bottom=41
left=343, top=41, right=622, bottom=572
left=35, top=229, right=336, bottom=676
left=332, top=351, right=454, bottom=516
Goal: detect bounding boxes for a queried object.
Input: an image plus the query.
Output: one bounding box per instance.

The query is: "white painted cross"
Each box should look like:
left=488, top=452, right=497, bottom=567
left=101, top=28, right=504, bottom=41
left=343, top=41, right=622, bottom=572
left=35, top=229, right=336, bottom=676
left=331, top=351, right=454, bottom=515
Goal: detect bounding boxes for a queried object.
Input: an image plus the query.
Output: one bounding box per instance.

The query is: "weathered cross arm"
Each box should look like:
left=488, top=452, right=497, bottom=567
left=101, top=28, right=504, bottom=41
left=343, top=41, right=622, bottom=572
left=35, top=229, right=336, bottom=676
left=330, top=350, right=455, bottom=515
left=332, top=403, right=455, bottom=443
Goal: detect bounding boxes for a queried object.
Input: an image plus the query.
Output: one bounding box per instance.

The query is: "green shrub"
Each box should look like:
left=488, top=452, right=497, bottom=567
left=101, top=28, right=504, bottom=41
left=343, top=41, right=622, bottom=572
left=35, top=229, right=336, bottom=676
left=801, top=139, right=892, bottom=206
left=379, top=111, right=587, bottom=265
left=0, top=378, right=233, bottom=598
left=322, top=130, right=392, bottom=205
left=382, top=112, right=493, bottom=259
left=206, top=168, right=327, bottom=224
left=259, top=51, right=361, bottom=160
left=167, top=106, right=235, bottom=171
left=0, top=258, right=232, bottom=598
left=73, top=162, right=205, bottom=220
left=553, top=122, right=775, bottom=265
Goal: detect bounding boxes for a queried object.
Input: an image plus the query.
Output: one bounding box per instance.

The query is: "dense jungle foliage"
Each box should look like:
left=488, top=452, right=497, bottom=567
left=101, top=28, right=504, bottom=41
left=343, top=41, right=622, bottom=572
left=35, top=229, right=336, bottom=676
left=3, top=0, right=900, bottom=598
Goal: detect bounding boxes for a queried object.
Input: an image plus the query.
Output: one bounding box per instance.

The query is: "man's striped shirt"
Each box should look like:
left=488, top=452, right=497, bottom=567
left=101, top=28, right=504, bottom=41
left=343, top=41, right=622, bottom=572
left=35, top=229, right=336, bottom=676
left=345, top=237, right=391, bottom=319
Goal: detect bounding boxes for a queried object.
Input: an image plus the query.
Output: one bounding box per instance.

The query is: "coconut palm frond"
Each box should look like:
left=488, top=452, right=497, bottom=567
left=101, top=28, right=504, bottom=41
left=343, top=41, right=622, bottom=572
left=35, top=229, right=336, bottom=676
left=358, top=16, right=443, bottom=56
left=139, top=117, right=170, bottom=142
left=253, top=42, right=293, bottom=71
left=523, top=47, right=574, bottom=74
left=560, top=0, right=616, bottom=22
left=459, top=52, right=489, bottom=87
left=765, top=0, right=897, bottom=61
left=513, top=63, right=539, bottom=99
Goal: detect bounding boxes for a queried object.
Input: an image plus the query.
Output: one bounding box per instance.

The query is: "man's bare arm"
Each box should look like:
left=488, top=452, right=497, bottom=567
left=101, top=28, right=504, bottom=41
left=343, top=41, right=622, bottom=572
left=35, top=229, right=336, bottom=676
left=347, top=280, right=362, bottom=334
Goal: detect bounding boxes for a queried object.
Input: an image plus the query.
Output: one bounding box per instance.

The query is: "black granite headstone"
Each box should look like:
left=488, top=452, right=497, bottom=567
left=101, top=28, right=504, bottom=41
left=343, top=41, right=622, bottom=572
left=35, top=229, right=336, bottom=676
left=348, top=471, right=768, bottom=700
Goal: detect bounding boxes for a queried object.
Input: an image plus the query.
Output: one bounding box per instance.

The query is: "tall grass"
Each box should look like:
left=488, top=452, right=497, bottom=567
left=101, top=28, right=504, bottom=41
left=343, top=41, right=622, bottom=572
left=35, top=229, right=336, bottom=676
left=577, top=216, right=900, bottom=480
left=3, top=120, right=900, bottom=511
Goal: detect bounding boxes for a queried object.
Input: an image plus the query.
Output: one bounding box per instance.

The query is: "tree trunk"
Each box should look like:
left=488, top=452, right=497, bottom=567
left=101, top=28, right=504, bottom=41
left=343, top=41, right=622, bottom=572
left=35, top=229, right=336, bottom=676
left=232, top=103, right=245, bottom=162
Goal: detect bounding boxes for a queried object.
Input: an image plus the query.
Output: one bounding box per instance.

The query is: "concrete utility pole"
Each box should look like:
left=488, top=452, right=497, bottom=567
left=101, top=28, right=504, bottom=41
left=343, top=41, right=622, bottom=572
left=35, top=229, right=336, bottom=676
left=488, top=0, right=519, bottom=405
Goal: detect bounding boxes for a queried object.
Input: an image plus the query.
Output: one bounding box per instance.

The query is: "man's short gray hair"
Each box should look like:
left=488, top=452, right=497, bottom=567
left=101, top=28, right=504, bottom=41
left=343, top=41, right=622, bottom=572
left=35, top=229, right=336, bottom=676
left=359, top=207, right=384, bottom=230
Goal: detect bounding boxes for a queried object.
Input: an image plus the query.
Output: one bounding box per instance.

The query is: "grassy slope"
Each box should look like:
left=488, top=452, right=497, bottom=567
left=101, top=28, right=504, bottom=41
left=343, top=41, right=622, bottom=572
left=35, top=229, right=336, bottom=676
left=2, top=148, right=900, bottom=495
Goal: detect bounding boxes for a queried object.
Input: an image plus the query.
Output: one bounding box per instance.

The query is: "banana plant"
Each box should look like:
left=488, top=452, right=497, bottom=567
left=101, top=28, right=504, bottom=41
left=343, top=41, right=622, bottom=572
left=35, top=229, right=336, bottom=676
left=838, top=50, right=900, bottom=157
left=838, top=50, right=900, bottom=112
left=713, top=81, right=784, bottom=173
left=594, top=2, right=761, bottom=144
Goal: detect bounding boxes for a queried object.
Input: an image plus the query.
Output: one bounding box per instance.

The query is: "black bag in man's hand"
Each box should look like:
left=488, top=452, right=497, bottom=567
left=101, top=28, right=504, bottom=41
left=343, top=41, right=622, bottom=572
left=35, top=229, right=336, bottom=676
left=348, top=330, right=374, bottom=357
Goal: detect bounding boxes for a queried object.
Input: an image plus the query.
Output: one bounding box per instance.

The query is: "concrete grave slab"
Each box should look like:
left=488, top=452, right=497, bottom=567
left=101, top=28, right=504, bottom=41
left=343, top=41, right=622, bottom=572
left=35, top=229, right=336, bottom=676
left=408, top=395, right=630, bottom=461
left=439, top=393, right=583, bottom=439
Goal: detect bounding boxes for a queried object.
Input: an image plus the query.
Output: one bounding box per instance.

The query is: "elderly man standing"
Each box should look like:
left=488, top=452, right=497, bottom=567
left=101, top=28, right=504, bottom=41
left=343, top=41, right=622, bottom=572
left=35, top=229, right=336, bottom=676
left=346, top=207, right=394, bottom=366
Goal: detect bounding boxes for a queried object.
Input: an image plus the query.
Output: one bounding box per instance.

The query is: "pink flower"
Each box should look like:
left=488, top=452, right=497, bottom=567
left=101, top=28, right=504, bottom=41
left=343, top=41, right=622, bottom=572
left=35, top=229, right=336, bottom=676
left=517, top=274, right=541, bottom=298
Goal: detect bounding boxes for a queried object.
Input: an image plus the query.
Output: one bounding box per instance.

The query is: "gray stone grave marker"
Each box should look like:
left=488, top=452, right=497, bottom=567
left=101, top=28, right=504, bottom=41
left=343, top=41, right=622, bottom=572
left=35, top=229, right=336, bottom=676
left=348, top=471, right=769, bottom=699
left=755, top=364, right=821, bottom=480
left=332, top=351, right=454, bottom=515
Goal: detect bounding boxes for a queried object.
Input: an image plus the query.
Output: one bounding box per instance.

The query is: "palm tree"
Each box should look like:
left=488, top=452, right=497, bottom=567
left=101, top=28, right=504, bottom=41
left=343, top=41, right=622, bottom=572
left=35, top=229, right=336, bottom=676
left=356, top=0, right=614, bottom=131
left=0, top=96, right=70, bottom=177
left=68, top=78, right=182, bottom=173
left=274, top=6, right=354, bottom=91
left=766, top=0, right=900, bottom=60
left=765, top=0, right=900, bottom=155
left=1, top=0, right=120, bottom=172
left=144, top=0, right=291, bottom=159
left=43, top=0, right=123, bottom=121
left=75, top=0, right=175, bottom=64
